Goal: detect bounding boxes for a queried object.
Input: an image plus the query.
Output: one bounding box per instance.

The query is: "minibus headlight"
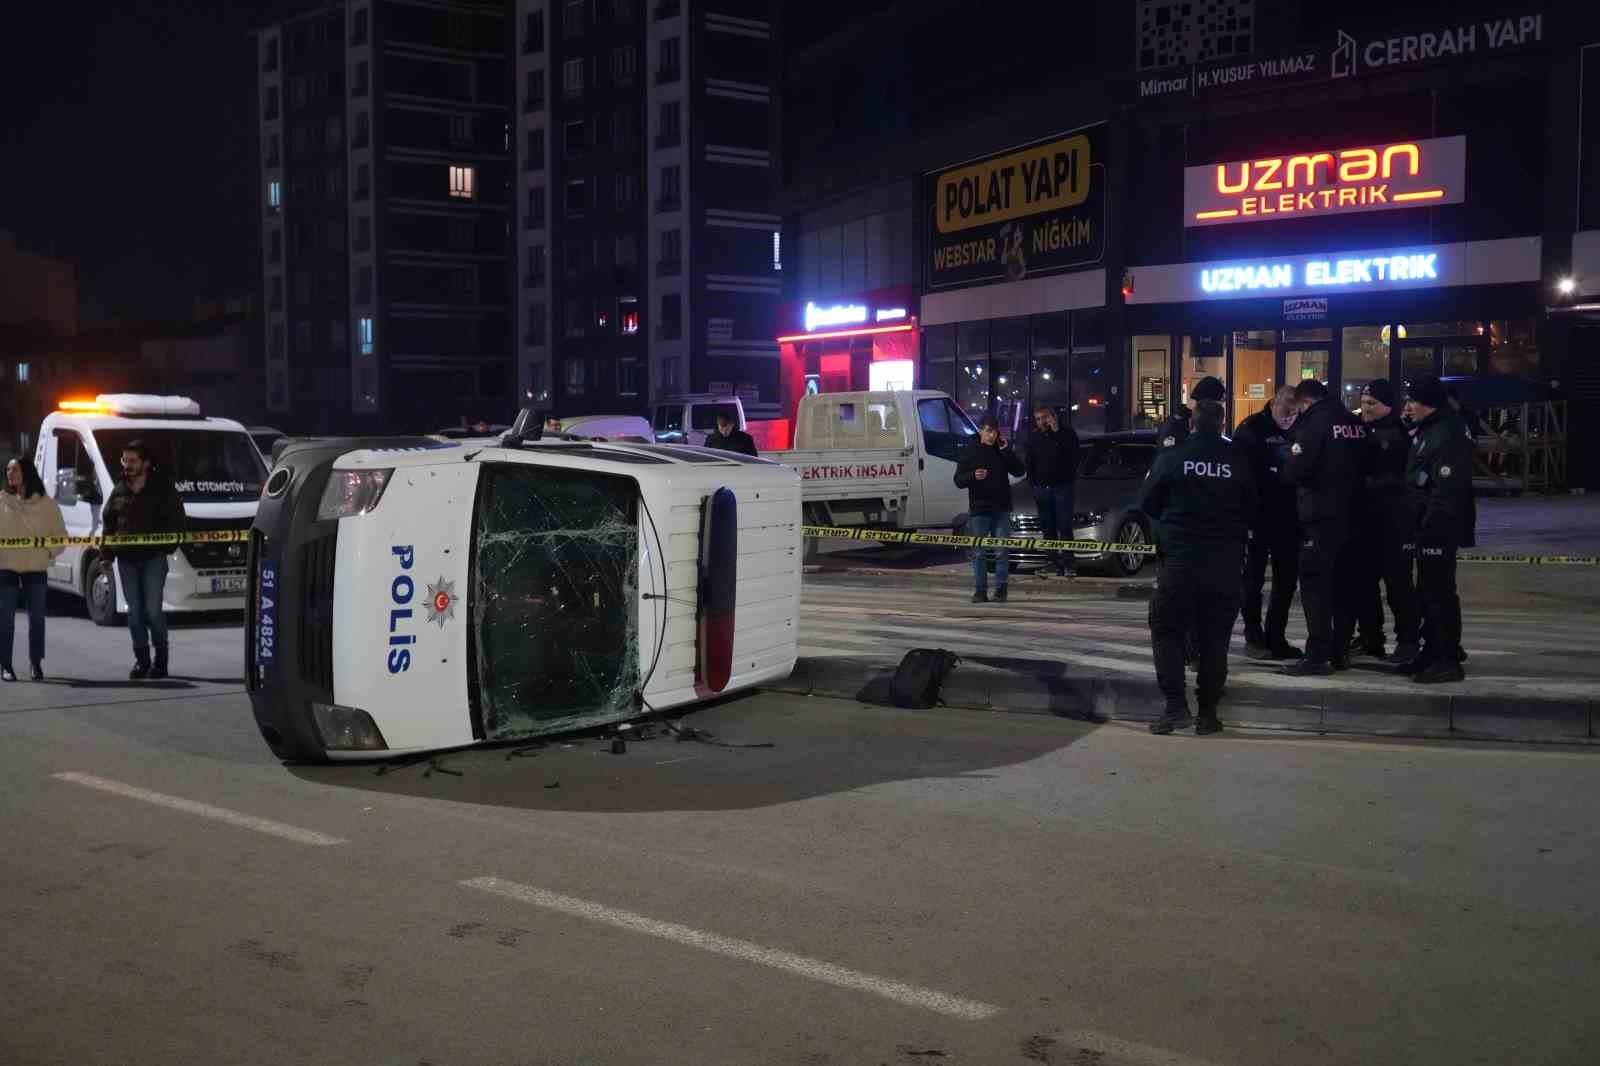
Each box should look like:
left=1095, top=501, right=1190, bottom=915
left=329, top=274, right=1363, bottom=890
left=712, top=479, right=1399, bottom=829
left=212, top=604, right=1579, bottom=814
left=310, top=703, right=389, bottom=751
left=316, top=468, right=393, bottom=520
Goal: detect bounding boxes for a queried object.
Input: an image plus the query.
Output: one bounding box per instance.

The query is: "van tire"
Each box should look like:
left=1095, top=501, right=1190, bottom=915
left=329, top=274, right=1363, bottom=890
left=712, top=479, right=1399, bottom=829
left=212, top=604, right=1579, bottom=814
left=84, top=554, right=121, bottom=627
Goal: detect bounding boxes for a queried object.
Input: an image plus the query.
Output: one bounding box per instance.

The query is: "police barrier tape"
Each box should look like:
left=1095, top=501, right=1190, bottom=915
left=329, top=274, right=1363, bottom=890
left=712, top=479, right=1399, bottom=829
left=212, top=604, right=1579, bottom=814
left=2, top=527, right=1594, bottom=566
left=0, top=530, right=251, bottom=551
left=802, top=525, right=1600, bottom=566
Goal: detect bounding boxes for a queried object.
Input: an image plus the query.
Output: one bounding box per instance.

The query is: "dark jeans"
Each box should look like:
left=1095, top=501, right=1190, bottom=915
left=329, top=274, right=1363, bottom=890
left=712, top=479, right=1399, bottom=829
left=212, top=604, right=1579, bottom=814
left=1241, top=525, right=1299, bottom=646
left=1416, top=537, right=1461, bottom=664
left=1031, top=483, right=1076, bottom=572
left=1150, top=562, right=1242, bottom=714
left=1340, top=518, right=1422, bottom=651
left=1297, top=520, right=1347, bottom=664
left=967, top=512, right=1011, bottom=593
left=118, top=555, right=170, bottom=651
left=0, top=570, right=48, bottom=669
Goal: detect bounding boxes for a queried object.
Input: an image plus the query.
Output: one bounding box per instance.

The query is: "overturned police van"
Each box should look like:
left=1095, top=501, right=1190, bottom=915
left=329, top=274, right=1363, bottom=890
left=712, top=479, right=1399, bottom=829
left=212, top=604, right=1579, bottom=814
left=245, top=412, right=801, bottom=763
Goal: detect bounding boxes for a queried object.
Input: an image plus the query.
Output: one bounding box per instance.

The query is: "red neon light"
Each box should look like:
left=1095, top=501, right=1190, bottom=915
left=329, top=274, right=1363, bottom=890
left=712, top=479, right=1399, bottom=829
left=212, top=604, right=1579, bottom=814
left=776, top=322, right=916, bottom=344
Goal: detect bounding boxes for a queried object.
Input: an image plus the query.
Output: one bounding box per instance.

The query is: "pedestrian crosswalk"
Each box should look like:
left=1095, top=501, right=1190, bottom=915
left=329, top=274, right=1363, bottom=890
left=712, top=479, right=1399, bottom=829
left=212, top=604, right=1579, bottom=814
left=797, top=574, right=1598, bottom=701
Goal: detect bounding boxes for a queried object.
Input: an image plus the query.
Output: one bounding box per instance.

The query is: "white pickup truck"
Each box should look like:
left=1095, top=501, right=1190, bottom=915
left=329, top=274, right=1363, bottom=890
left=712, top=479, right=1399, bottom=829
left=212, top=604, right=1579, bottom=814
left=768, top=390, right=994, bottom=531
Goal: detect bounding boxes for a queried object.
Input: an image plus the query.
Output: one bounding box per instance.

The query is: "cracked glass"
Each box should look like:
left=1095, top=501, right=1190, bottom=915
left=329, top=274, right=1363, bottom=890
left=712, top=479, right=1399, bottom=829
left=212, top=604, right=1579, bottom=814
left=471, top=463, right=640, bottom=740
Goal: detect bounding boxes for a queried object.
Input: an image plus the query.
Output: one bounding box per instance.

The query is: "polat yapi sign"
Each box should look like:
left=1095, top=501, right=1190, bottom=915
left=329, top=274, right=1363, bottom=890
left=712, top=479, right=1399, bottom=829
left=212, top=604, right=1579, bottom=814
left=925, top=123, right=1107, bottom=292
left=1184, top=135, right=1466, bottom=227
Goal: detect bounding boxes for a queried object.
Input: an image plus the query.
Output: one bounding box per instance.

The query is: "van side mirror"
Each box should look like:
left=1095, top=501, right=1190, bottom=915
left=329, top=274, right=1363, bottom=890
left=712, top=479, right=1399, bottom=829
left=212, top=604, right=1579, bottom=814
left=55, top=469, right=78, bottom=508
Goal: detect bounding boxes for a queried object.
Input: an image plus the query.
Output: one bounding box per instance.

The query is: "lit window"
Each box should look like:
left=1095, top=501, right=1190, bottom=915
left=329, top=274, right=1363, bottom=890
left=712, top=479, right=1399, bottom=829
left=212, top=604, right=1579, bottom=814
left=620, top=297, right=639, bottom=335
left=772, top=230, right=782, bottom=271
left=15, top=363, right=29, bottom=383
left=268, top=180, right=282, bottom=209
left=358, top=317, right=374, bottom=355
left=449, top=165, right=475, bottom=199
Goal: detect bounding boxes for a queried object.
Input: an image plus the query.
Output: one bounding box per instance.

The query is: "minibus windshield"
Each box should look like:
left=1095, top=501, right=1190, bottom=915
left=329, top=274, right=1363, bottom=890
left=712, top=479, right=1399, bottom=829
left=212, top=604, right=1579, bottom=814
left=470, top=463, right=641, bottom=739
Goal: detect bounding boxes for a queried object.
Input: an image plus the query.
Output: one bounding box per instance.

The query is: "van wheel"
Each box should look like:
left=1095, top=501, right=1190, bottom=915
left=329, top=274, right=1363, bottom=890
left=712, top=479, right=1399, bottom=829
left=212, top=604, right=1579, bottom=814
left=85, top=555, right=121, bottom=627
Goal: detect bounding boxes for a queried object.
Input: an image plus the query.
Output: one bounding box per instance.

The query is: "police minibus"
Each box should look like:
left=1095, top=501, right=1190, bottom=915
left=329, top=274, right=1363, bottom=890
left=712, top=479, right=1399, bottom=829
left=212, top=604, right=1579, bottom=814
left=245, top=418, right=801, bottom=762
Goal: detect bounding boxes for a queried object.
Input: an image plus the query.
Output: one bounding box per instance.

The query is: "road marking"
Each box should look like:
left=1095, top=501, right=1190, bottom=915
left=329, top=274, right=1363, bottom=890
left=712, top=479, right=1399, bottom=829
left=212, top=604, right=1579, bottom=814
left=51, top=772, right=347, bottom=847
left=460, top=875, right=1002, bottom=1021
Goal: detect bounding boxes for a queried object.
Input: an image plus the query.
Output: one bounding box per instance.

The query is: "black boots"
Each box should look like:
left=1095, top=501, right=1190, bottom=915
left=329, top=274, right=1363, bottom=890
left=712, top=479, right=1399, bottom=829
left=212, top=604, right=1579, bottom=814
left=130, top=645, right=151, bottom=681
left=151, top=644, right=169, bottom=681
left=1150, top=708, right=1194, bottom=735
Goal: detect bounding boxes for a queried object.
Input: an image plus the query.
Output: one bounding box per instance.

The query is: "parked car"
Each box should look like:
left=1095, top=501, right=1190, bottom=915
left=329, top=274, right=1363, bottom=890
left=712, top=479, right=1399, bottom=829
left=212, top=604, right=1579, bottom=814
left=1005, top=431, right=1159, bottom=577
left=652, top=395, right=746, bottom=445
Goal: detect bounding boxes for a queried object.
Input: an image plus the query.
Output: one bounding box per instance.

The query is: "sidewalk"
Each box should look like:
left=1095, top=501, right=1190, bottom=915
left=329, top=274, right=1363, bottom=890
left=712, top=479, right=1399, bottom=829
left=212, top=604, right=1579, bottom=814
left=773, top=555, right=1600, bottom=745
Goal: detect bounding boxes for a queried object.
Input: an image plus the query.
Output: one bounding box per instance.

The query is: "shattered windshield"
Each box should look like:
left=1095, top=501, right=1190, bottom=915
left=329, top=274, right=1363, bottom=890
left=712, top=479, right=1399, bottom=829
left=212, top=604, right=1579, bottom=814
left=471, top=463, right=641, bottom=740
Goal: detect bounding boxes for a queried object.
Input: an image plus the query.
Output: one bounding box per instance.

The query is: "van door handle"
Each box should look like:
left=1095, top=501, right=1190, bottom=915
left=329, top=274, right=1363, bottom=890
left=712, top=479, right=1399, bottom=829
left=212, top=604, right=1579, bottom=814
left=918, top=458, right=925, bottom=471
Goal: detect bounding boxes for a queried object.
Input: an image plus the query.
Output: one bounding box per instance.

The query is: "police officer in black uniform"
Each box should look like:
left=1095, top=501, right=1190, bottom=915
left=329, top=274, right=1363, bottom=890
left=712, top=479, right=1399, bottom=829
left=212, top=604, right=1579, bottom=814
left=1158, top=376, right=1225, bottom=664
left=1401, top=375, right=1473, bottom=683
left=1233, top=385, right=1302, bottom=660
left=1139, top=396, right=1257, bottom=735
left=1282, top=378, right=1363, bottom=675
left=1349, top=380, right=1422, bottom=663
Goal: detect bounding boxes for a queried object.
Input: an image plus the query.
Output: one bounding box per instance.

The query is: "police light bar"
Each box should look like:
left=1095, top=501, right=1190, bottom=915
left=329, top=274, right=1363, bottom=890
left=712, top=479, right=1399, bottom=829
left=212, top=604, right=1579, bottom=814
left=94, top=394, right=203, bottom=417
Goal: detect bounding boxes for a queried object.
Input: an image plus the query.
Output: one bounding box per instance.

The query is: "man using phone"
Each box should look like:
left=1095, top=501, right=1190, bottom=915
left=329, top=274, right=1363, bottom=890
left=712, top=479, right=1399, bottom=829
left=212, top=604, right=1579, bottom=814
left=955, top=415, right=1025, bottom=604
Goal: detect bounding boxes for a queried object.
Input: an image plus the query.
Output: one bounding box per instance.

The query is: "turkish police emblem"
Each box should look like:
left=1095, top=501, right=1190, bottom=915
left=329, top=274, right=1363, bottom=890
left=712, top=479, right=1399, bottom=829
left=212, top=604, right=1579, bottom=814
left=1290, top=442, right=1303, bottom=455
left=1162, top=436, right=1175, bottom=447
left=1439, top=465, right=1452, bottom=478
left=424, top=577, right=457, bottom=627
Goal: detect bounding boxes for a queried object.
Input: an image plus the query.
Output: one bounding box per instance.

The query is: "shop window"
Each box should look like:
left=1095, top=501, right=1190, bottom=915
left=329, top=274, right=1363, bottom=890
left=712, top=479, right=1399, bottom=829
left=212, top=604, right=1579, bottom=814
left=988, top=316, right=1029, bottom=439
left=1130, top=336, right=1170, bottom=430
left=921, top=324, right=956, bottom=398
left=1029, top=311, right=1069, bottom=420
left=1341, top=326, right=1390, bottom=412
left=1443, top=344, right=1481, bottom=377
left=1401, top=343, right=1437, bottom=383
left=1403, top=321, right=1484, bottom=338
left=1487, top=320, right=1539, bottom=378
left=956, top=320, right=989, bottom=421
left=1068, top=348, right=1108, bottom=437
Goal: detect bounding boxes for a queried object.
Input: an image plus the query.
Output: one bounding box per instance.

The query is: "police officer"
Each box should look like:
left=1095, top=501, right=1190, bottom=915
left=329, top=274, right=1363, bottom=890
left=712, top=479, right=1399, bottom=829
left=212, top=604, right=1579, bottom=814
left=1233, top=385, right=1302, bottom=660
left=1159, top=376, right=1225, bottom=664
left=1401, top=375, right=1473, bottom=683
left=1351, top=380, right=1422, bottom=663
left=1139, top=396, right=1257, bottom=735
left=1281, top=378, right=1362, bottom=675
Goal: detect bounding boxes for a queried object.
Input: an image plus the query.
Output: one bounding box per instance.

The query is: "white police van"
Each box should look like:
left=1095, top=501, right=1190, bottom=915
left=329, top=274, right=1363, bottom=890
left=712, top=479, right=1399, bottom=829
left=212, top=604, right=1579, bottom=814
left=35, top=395, right=266, bottom=625
left=245, top=417, right=801, bottom=763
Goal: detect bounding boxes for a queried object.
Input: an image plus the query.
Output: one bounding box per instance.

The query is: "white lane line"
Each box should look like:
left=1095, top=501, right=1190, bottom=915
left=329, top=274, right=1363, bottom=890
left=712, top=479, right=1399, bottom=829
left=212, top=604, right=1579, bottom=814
left=460, top=875, right=1002, bottom=1021
left=52, top=772, right=347, bottom=847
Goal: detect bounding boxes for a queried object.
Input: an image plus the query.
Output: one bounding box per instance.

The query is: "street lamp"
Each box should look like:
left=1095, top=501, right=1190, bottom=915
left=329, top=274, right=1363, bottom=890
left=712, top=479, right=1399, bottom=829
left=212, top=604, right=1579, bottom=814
left=1557, top=276, right=1577, bottom=296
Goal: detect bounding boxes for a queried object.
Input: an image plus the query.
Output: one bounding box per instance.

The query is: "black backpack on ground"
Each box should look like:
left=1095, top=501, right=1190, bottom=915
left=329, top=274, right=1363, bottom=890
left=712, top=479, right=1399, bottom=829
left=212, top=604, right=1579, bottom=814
left=889, top=649, right=961, bottom=709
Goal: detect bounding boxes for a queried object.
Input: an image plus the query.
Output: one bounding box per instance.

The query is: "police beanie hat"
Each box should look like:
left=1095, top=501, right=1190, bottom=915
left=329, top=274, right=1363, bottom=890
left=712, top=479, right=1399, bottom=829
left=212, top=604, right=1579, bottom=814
left=1294, top=378, right=1328, bottom=401
left=1362, top=379, right=1397, bottom=408
left=1407, top=374, right=1447, bottom=409
left=1191, top=376, right=1226, bottom=402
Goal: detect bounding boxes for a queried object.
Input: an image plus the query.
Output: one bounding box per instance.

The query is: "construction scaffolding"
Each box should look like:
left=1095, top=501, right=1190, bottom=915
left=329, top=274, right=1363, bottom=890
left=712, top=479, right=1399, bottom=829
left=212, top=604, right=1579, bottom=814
left=1470, top=400, right=1567, bottom=494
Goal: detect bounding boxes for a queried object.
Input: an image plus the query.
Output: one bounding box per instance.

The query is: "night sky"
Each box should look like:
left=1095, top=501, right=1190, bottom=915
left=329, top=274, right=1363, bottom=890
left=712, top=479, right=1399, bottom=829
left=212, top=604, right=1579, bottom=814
left=0, top=1, right=302, bottom=325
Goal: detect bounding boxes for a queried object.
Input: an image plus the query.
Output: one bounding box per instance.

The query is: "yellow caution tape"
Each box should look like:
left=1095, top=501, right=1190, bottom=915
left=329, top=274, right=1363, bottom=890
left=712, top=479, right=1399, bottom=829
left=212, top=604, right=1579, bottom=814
left=802, top=524, right=1158, bottom=555
left=0, top=530, right=251, bottom=550
left=1455, top=552, right=1600, bottom=566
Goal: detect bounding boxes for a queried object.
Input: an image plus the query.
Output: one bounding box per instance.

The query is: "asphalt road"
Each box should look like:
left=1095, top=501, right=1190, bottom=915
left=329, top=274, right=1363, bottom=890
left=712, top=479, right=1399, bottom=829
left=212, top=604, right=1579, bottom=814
left=3, top=601, right=1598, bottom=1066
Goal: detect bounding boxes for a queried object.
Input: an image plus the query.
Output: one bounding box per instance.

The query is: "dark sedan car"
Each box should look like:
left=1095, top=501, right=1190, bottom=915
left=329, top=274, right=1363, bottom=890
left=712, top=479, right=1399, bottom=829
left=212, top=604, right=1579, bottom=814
left=1005, top=431, right=1159, bottom=576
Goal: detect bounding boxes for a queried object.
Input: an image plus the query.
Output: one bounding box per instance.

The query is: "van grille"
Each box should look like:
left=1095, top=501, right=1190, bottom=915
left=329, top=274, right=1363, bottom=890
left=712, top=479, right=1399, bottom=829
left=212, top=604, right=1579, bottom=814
left=179, top=516, right=253, bottom=569
left=298, top=533, right=337, bottom=693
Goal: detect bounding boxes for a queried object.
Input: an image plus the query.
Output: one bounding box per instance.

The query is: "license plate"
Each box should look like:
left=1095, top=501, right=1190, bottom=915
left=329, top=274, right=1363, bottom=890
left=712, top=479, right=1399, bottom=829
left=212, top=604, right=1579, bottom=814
left=212, top=575, right=248, bottom=594
left=257, top=561, right=278, bottom=680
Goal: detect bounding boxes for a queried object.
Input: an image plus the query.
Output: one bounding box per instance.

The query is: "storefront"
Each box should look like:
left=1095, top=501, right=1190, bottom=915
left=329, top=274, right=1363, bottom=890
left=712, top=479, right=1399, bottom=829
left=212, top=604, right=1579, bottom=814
left=775, top=284, right=920, bottom=425
left=916, top=122, right=1113, bottom=446
left=1123, top=238, right=1546, bottom=427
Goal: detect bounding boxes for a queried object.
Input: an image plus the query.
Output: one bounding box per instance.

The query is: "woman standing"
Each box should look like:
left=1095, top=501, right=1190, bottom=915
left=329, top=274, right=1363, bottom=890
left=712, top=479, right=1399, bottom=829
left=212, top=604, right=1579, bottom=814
left=1, top=456, right=68, bottom=681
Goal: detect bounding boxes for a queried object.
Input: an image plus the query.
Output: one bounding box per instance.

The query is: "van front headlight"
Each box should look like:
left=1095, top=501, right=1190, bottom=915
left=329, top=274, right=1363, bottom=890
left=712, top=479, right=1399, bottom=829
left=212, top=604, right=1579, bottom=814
left=316, top=468, right=393, bottom=520
left=310, top=703, right=388, bottom=751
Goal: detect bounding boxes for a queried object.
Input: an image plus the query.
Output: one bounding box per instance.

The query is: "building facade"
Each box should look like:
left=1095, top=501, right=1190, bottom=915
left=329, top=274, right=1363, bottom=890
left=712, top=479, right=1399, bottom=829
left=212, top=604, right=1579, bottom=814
left=256, top=0, right=513, bottom=434
left=511, top=0, right=782, bottom=423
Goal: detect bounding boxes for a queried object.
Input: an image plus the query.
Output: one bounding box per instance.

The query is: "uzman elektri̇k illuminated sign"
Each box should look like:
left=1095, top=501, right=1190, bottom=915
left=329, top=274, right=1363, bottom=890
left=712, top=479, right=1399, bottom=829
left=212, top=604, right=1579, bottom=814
left=1183, top=135, right=1465, bottom=228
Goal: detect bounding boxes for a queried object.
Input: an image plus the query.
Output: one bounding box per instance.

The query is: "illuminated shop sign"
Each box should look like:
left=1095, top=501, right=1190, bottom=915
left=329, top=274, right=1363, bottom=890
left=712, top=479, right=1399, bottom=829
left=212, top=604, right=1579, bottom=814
left=1122, top=238, right=1541, bottom=306
left=924, top=123, right=1108, bottom=292
left=875, top=307, right=907, bottom=322
left=803, top=301, right=867, bottom=332
left=1184, top=136, right=1465, bottom=227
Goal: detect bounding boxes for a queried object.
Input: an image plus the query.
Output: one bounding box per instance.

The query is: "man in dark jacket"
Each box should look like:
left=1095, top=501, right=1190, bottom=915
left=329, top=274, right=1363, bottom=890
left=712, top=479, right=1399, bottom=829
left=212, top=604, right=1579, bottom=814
left=1025, top=404, right=1080, bottom=576
left=1347, top=380, right=1421, bottom=663
left=1233, top=385, right=1301, bottom=660
left=1281, top=378, right=1363, bottom=674
left=1139, top=397, right=1257, bottom=735
left=954, top=415, right=1025, bottom=603
left=1158, top=376, right=1225, bottom=663
left=1401, top=375, right=1474, bottom=683
left=703, top=413, right=757, bottom=456
left=101, top=440, right=187, bottom=680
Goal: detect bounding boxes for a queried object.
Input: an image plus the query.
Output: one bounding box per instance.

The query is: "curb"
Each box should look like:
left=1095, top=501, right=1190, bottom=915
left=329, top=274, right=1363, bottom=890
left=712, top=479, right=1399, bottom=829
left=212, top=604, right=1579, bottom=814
left=768, top=656, right=1597, bottom=745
